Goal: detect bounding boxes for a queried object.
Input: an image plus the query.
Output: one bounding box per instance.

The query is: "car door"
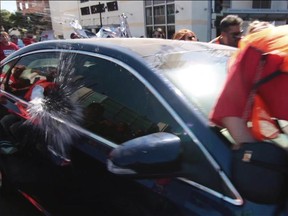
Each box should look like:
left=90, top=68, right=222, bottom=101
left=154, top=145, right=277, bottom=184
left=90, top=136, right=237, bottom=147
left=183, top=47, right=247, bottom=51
left=0, top=49, right=241, bottom=214
left=68, top=51, right=242, bottom=214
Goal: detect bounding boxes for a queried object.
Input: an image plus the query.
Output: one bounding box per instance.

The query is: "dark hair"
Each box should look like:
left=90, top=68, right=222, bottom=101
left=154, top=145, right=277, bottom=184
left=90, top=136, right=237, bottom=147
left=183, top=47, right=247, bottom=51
left=12, top=65, right=26, bottom=79
left=10, top=34, right=18, bottom=39
left=152, top=28, right=166, bottom=39
left=70, top=32, right=79, bottom=39
left=220, top=15, right=243, bottom=32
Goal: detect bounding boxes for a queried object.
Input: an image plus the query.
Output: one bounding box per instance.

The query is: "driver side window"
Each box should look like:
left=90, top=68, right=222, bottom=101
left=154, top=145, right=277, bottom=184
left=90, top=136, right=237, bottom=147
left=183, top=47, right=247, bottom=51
left=75, top=56, right=180, bottom=144
left=73, top=55, right=239, bottom=201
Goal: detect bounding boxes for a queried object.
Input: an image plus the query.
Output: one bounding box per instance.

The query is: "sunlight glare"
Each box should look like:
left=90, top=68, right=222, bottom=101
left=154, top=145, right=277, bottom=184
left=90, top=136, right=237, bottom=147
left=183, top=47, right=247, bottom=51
left=179, top=64, right=220, bottom=97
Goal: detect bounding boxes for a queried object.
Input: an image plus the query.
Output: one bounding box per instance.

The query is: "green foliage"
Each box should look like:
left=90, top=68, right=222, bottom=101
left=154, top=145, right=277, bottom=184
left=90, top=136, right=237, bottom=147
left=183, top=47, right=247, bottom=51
left=0, top=10, right=13, bottom=31
left=0, top=9, right=52, bottom=35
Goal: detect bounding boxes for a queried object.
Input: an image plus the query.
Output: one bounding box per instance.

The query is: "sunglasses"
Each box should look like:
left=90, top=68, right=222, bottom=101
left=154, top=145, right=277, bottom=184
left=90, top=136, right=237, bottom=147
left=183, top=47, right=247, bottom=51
left=230, top=30, right=244, bottom=39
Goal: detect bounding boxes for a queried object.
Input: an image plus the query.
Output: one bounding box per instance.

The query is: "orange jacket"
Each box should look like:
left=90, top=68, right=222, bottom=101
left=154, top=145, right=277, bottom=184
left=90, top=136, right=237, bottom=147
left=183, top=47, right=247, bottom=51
left=238, top=25, right=288, bottom=72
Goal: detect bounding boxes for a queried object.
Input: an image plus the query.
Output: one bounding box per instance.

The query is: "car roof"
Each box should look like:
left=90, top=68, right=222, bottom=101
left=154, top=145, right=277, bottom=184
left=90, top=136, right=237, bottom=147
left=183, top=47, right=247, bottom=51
left=2, top=38, right=236, bottom=66
left=69, top=37, right=236, bottom=57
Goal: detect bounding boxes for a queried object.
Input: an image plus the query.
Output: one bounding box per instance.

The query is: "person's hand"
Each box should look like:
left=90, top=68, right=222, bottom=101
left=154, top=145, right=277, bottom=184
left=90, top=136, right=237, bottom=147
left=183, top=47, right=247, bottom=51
left=222, top=117, right=257, bottom=146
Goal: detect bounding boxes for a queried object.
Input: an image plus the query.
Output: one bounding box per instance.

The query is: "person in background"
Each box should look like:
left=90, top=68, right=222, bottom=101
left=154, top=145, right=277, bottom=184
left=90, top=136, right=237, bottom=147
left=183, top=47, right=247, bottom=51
left=172, top=29, right=198, bottom=41
left=209, top=24, right=288, bottom=148
left=70, top=32, right=81, bottom=39
left=22, top=32, right=36, bottom=46
left=0, top=31, right=19, bottom=61
left=245, top=20, right=274, bottom=35
left=8, top=65, right=31, bottom=95
left=152, top=28, right=166, bottom=39
left=10, top=34, right=25, bottom=48
left=209, top=15, right=243, bottom=48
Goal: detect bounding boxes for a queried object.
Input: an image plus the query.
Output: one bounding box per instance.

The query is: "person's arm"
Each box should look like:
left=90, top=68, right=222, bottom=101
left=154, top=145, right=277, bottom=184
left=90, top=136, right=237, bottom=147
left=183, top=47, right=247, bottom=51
left=30, top=85, right=45, bottom=100
left=222, top=116, right=256, bottom=148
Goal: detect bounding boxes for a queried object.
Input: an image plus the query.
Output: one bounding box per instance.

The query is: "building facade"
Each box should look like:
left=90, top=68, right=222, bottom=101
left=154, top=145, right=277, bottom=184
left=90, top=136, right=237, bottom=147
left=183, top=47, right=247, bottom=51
left=15, top=0, right=288, bottom=41
left=15, top=0, right=52, bottom=35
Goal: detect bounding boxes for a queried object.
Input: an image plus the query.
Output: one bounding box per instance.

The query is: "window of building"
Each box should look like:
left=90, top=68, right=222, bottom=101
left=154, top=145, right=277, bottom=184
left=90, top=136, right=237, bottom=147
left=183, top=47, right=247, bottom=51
left=91, top=3, right=105, bottom=14
left=106, top=1, right=118, bottom=11
left=154, top=0, right=165, bottom=5
left=144, top=0, right=152, bottom=6
left=145, top=7, right=153, bottom=25
left=144, top=0, right=175, bottom=39
left=252, top=0, right=271, bottom=9
left=154, top=6, right=165, bottom=24
left=80, top=0, right=89, bottom=3
left=214, top=0, right=223, bottom=13
left=167, top=4, right=175, bottom=24
left=222, top=0, right=231, bottom=9
left=81, top=7, right=91, bottom=15
left=166, top=25, right=175, bottom=39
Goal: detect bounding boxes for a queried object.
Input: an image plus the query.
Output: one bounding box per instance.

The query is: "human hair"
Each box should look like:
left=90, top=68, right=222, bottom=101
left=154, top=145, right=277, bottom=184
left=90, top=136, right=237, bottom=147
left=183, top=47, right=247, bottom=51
left=152, top=28, right=166, bottom=39
left=172, top=29, right=197, bottom=41
left=220, top=15, right=243, bottom=32
left=10, top=34, right=18, bottom=39
left=10, top=34, right=19, bottom=42
left=70, top=33, right=77, bottom=39
left=12, top=65, right=26, bottom=79
left=0, top=31, right=9, bottom=38
left=245, top=20, right=274, bottom=35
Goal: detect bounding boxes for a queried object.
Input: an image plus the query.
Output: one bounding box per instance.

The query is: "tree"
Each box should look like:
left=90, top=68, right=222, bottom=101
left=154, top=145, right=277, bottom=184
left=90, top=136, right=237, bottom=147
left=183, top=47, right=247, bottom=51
left=1, top=10, right=52, bottom=36
left=9, top=12, right=26, bottom=28
left=0, top=10, right=13, bottom=31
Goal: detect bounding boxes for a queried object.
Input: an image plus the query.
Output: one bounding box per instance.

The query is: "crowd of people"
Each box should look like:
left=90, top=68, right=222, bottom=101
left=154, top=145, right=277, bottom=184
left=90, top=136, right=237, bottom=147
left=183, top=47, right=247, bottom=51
left=1, top=15, right=269, bottom=62
left=0, top=31, right=37, bottom=61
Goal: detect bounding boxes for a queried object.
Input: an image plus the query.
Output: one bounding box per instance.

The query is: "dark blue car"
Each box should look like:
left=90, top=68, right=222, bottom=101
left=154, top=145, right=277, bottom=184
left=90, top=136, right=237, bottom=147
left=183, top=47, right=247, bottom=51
left=0, top=38, right=287, bottom=215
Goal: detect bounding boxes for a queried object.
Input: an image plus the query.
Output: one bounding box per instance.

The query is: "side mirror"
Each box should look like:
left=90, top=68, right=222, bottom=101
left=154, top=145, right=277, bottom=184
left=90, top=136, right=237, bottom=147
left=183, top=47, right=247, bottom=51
left=107, top=132, right=182, bottom=176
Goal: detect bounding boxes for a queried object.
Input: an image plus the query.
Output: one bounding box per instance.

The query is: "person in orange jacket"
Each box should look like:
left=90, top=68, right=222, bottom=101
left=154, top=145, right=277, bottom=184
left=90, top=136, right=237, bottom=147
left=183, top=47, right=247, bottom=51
left=210, top=24, right=288, bottom=148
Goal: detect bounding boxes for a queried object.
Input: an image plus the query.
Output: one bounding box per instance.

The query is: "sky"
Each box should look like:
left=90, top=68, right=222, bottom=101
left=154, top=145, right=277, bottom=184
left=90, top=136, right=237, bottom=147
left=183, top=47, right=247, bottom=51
left=1, top=0, right=17, bottom=12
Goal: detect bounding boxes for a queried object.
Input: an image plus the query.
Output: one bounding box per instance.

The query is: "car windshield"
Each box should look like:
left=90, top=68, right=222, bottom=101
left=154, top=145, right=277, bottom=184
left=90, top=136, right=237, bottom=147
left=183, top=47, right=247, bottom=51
left=154, top=48, right=235, bottom=118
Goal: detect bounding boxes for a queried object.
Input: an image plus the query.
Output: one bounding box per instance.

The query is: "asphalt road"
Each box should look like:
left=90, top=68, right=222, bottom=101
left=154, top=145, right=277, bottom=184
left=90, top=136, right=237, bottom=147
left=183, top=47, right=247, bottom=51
left=0, top=193, right=43, bottom=216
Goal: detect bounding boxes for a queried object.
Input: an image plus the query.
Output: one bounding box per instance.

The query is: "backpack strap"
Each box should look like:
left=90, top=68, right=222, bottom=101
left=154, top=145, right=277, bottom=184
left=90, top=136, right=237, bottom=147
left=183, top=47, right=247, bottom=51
left=253, top=70, right=284, bottom=90
left=252, top=70, right=288, bottom=135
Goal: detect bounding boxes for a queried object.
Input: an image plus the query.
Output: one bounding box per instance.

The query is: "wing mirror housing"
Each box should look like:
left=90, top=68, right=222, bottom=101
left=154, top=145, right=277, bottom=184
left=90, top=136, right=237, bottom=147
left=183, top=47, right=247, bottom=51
left=107, top=132, right=182, bottom=176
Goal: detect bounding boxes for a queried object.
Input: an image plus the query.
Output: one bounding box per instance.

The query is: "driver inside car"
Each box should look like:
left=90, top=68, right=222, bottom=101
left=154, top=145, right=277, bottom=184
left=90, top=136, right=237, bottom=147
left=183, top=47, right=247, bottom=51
left=0, top=68, right=58, bottom=154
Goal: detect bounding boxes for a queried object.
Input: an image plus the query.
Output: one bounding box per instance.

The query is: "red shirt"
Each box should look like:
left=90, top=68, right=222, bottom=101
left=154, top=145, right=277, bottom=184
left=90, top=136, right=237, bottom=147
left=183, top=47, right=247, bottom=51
left=0, top=42, right=19, bottom=61
left=23, top=37, right=36, bottom=46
